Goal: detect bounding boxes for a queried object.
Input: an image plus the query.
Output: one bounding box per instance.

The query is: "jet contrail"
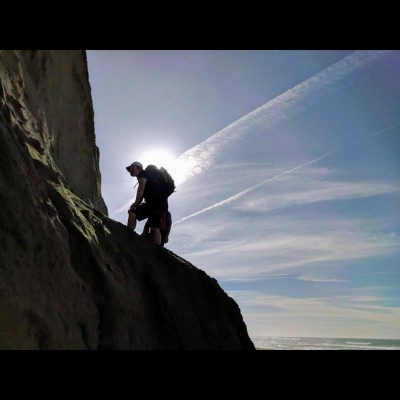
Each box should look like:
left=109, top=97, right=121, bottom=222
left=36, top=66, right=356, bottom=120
left=175, top=122, right=400, bottom=224
left=368, top=122, right=400, bottom=138
left=178, top=50, right=389, bottom=179
left=174, top=149, right=340, bottom=224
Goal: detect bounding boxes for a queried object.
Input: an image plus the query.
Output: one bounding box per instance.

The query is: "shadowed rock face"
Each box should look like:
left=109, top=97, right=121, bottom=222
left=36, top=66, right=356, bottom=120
left=0, top=50, right=255, bottom=350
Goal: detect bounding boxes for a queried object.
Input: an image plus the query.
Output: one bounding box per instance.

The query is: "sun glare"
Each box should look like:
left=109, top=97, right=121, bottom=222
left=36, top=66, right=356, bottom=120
left=139, top=149, right=192, bottom=186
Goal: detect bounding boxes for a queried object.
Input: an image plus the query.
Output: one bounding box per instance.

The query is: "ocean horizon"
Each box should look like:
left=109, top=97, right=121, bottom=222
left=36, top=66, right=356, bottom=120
left=251, top=336, right=400, bottom=350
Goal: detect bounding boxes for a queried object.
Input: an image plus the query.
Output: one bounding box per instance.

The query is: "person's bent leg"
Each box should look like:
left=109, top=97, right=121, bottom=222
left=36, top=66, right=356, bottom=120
left=127, top=210, right=137, bottom=231
left=150, top=227, right=162, bottom=245
left=163, top=211, right=172, bottom=244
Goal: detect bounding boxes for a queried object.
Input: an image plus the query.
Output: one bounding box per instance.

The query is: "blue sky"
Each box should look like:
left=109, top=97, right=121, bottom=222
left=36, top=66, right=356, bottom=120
left=87, top=50, right=400, bottom=339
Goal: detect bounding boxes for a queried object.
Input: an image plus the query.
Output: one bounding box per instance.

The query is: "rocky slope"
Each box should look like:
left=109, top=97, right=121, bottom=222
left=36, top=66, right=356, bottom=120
left=0, top=50, right=255, bottom=350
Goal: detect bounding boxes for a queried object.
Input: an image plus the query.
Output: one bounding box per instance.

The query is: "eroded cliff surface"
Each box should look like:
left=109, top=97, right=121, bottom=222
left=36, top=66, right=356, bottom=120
left=0, top=50, right=255, bottom=349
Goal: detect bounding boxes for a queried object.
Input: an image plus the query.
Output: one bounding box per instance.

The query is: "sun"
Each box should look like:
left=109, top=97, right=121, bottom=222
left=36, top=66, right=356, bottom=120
left=139, top=148, right=191, bottom=186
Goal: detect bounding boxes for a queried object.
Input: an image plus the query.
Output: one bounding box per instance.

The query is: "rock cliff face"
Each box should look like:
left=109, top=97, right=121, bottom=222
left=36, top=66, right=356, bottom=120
left=0, top=50, right=255, bottom=350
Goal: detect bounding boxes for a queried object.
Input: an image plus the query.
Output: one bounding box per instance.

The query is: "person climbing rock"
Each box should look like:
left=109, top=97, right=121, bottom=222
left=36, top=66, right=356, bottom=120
left=126, top=161, right=167, bottom=245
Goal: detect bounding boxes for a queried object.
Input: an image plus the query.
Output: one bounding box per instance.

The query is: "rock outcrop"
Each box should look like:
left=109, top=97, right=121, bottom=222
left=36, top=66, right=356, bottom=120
left=0, top=50, right=255, bottom=350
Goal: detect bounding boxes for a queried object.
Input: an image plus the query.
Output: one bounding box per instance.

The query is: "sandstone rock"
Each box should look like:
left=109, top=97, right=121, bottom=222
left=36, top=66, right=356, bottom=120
left=0, top=50, right=255, bottom=350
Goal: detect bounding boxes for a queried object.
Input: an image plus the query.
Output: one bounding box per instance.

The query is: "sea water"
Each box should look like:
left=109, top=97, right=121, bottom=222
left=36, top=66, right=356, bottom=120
left=251, top=336, right=400, bottom=350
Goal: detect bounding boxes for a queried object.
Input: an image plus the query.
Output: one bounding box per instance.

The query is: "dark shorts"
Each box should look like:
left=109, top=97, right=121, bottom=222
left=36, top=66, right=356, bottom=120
left=131, top=202, right=165, bottom=229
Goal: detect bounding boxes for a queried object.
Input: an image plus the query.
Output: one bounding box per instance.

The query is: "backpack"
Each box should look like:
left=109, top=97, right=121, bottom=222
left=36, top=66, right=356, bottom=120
left=145, top=165, right=176, bottom=198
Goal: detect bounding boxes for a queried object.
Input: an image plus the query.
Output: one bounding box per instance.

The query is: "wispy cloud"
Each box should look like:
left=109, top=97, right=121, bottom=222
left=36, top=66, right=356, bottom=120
left=233, top=291, right=386, bottom=313
left=176, top=117, right=400, bottom=224
left=175, top=216, right=400, bottom=280
left=235, top=178, right=399, bottom=213
left=171, top=158, right=400, bottom=281
left=296, top=273, right=350, bottom=283
left=229, top=290, right=400, bottom=338
left=175, top=149, right=340, bottom=224
left=178, top=50, right=388, bottom=178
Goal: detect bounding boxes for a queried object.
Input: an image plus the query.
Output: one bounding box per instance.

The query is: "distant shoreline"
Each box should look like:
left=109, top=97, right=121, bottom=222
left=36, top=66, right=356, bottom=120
left=251, top=336, right=400, bottom=350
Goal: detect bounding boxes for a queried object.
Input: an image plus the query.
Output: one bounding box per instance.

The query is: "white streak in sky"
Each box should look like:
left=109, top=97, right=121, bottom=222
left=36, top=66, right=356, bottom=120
left=175, top=149, right=339, bottom=224
left=178, top=50, right=388, bottom=178
left=368, top=122, right=400, bottom=138
left=175, top=122, right=400, bottom=224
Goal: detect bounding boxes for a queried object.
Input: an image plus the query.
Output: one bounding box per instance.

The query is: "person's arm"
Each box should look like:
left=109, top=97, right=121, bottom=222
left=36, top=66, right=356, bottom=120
left=130, top=177, right=146, bottom=209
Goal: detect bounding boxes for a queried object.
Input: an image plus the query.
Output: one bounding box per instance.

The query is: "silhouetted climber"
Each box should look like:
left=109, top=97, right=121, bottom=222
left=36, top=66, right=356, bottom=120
left=126, top=161, right=167, bottom=245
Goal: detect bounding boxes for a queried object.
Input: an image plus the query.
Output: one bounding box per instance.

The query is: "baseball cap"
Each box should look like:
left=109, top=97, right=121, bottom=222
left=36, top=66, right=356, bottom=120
left=126, top=161, right=143, bottom=172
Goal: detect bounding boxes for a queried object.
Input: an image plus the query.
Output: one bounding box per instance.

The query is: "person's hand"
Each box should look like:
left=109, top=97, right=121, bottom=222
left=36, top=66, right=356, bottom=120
left=128, top=203, right=137, bottom=213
